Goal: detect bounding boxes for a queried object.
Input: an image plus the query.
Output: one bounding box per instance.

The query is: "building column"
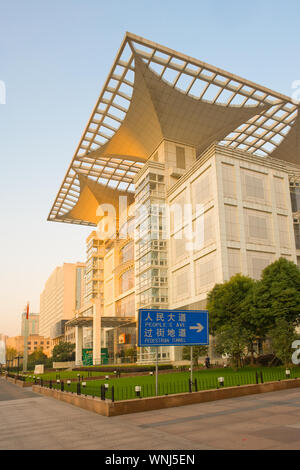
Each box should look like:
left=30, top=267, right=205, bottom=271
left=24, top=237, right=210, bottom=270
left=75, top=326, right=83, bottom=366
left=93, top=301, right=102, bottom=365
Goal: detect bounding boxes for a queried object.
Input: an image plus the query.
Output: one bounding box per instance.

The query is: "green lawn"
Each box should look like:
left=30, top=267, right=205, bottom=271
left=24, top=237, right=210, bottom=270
left=47, top=366, right=300, bottom=401
left=23, top=370, right=114, bottom=382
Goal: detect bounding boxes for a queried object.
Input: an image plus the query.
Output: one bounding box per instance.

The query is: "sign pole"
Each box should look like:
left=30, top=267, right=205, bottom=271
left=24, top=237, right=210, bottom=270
left=190, top=346, right=193, bottom=385
left=23, top=302, right=29, bottom=373
left=155, top=347, right=158, bottom=396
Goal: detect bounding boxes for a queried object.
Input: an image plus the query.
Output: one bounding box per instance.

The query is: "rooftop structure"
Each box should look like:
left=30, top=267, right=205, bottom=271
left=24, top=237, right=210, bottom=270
left=48, top=32, right=300, bottom=226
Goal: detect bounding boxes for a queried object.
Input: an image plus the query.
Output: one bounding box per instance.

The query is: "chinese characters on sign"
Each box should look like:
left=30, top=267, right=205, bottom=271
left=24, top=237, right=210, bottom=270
left=138, top=309, right=209, bottom=346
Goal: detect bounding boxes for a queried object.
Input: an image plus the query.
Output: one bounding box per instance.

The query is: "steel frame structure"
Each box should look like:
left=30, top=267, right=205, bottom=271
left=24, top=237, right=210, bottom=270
left=48, top=32, right=300, bottom=226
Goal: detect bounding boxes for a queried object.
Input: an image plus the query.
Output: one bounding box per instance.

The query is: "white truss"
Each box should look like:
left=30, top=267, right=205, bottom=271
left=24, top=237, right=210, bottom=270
left=49, top=32, right=300, bottom=225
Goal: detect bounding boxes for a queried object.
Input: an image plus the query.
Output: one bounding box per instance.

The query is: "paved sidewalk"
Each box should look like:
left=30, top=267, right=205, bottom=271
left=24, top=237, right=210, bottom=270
left=1, top=377, right=300, bottom=449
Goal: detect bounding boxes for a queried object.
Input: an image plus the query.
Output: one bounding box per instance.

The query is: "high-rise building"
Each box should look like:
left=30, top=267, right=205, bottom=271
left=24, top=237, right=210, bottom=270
left=39, top=262, right=85, bottom=340
left=21, top=312, right=39, bottom=336
left=48, top=33, right=300, bottom=364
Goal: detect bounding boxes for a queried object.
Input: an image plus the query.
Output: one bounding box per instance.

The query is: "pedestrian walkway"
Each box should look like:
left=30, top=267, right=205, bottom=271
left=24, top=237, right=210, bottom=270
left=1, top=377, right=300, bottom=449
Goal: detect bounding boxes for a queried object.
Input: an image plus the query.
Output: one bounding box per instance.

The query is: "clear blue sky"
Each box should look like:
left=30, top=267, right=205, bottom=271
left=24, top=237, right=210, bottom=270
left=1, top=0, right=300, bottom=336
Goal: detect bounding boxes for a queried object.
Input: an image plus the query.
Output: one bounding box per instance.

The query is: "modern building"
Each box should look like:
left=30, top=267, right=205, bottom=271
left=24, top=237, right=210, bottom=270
left=39, top=262, right=85, bottom=342
left=21, top=312, right=39, bottom=336
left=6, top=335, right=52, bottom=357
left=48, top=33, right=300, bottom=364
left=0, top=334, right=8, bottom=365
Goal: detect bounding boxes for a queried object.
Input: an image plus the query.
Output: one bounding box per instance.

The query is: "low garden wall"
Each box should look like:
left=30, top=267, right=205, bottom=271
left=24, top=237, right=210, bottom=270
left=5, top=376, right=32, bottom=388
left=33, top=377, right=300, bottom=417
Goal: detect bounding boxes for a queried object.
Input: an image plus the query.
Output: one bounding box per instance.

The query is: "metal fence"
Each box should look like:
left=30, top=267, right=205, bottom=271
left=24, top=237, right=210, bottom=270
left=35, top=367, right=300, bottom=402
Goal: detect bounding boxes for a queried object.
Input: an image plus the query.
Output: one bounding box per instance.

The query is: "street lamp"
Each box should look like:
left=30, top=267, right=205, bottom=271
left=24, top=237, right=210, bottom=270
left=218, top=377, right=224, bottom=387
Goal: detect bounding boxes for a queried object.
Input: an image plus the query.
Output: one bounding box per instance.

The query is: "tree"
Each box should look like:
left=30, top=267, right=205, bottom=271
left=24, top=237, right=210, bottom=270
left=207, top=274, right=256, bottom=334
left=182, top=345, right=209, bottom=366
left=27, top=349, right=49, bottom=369
left=6, top=347, right=17, bottom=360
left=215, top=324, right=250, bottom=369
left=255, top=258, right=300, bottom=329
left=269, top=318, right=298, bottom=367
left=52, top=342, right=75, bottom=362
left=124, top=347, right=137, bottom=361
left=207, top=274, right=259, bottom=362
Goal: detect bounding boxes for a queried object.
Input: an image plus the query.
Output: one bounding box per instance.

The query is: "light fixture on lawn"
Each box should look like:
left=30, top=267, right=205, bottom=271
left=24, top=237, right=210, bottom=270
left=135, top=385, right=142, bottom=397
left=218, top=377, right=224, bottom=387
left=286, top=369, right=291, bottom=378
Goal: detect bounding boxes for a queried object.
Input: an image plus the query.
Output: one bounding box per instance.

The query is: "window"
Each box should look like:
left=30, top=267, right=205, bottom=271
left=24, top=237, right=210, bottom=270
left=228, top=249, right=241, bottom=278
left=245, top=174, right=265, bottom=200
left=195, top=253, right=216, bottom=293
left=247, top=252, right=273, bottom=280
left=291, top=186, right=300, bottom=213
left=294, top=223, right=300, bottom=250
left=222, top=163, right=236, bottom=198
left=116, top=293, right=135, bottom=316
left=176, top=146, right=185, bottom=169
left=120, top=242, right=134, bottom=263
left=119, top=268, right=134, bottom=294
left=225, top=205, right=240, bottom=242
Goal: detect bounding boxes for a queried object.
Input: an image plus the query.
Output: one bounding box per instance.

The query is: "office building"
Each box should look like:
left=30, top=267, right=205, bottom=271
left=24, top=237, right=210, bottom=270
left=48, top=33, right=300, bottom=364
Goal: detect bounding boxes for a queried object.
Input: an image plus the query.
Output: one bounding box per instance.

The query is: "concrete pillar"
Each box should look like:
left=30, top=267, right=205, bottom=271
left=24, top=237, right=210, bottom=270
left=93, top=301, right=102, bottom=365
left=75, top=326, right=83, bottom=366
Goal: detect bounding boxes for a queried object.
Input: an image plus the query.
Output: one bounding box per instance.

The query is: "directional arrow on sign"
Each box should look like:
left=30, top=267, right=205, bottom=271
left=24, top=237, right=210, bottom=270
left=189, top=323, right=204, bottom=333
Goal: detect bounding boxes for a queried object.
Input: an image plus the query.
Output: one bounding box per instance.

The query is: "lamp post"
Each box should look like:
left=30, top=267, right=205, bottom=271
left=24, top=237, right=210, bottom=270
left=23, top=302, right=30, bottom=372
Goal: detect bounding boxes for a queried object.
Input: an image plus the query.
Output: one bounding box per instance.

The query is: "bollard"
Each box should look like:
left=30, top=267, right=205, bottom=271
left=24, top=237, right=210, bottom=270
left=77, top=382, right=81, bottom=395
left=194, top=378, right=198, bottom=392
left=260, top=371, right=264, bottom=383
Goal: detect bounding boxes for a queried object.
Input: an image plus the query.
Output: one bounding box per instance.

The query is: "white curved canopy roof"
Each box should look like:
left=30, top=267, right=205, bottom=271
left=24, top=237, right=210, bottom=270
left=48, top=32, right=300, bottom=226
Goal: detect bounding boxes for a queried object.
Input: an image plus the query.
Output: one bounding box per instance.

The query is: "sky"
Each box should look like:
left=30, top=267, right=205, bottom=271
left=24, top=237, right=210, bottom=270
left=0, top=0, right=300, bottom=336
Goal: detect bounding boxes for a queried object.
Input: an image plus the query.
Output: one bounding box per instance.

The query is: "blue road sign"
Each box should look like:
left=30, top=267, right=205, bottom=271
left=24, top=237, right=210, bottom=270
left=138, top=309, right=209, bottom=347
